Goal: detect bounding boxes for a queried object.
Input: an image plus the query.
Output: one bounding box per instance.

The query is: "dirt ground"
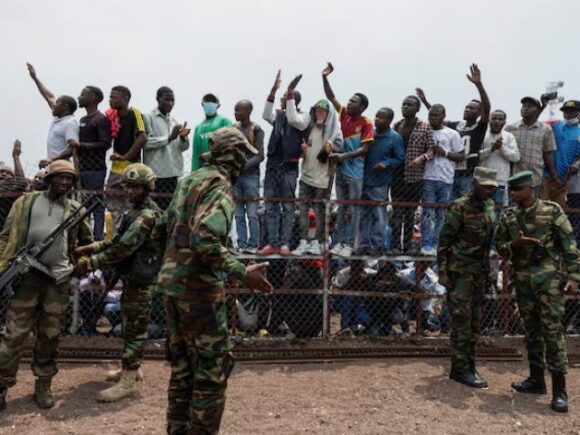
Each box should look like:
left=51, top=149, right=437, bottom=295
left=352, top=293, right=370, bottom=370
left=0, top=359, right=579, bottom=435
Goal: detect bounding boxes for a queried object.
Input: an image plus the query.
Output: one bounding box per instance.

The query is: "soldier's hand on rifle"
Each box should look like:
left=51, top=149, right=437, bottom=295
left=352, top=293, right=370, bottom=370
left=564, top=280, right=578, bottom=295
left=513, top=230, right=541, bottom=249
left=74, top=257, right=91, bottom=276
left=438, top=271, right=450, bottom=288
left=244, top=262, right=273, bottom=294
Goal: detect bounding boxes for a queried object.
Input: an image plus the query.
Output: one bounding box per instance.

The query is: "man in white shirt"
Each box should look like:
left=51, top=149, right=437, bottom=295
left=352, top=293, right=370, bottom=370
left=143, top=86, right=190, bottom=210
left=478, top=110, right=520, bottom=207
left=26, top=63, right=79, bottom=168
left=414, top=104, right=464, bottom=256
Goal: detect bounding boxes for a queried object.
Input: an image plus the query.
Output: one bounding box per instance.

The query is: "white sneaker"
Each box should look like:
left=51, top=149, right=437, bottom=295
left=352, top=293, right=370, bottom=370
left=243, top=247, right=257, bottom=254
left=338, top=245, right=353, bottom=257
left=308, top=240, right=322, bottom=255
left=330, top=243, right=344, bottom=255
left=292, top=239, right=309, bottom=256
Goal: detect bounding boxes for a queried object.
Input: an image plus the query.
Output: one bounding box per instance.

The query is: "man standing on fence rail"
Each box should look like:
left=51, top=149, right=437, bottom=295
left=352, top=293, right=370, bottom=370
left=156, top=127, right=273, bottom=435
left=496, top=170, right=580, bottom=413
left=0, top=160, right=92, bottom=411
left=438, top=167, right=497, bottom=389
left=74, top=163, right=162, bottom=403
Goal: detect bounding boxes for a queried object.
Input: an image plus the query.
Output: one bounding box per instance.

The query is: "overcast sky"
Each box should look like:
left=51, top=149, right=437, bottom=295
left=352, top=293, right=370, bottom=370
left=0, top=0, right=578, bottom=175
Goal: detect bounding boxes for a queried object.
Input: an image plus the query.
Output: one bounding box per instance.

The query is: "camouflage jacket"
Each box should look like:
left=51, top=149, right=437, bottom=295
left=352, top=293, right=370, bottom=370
left=437, top=194, right=496, bottom=274
left=0, top=191, right=92, bottom=274
left=496, top=199, right=580, bottom=283
left=156, top=164, right=246, bottom=301
left=89, top=197, right=161, bottom=271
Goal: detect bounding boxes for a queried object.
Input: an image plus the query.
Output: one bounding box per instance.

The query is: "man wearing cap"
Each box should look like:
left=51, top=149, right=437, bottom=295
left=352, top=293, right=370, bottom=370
left=157, top=127, right=273, bottom=434
left=191, top=93, right=232, bottom=171
left=438, top=166, right=497, bottom=388
left=505, top=97, right=557, bottom=195
left=0, top=160, right=92, bottom=411
left=293, top=99, right=343, bottom=256
left=74, top=163, right=162, bottom=402
left=497, top=170, right=580, bottom=413
left=546, top=100, right=580, bottom=210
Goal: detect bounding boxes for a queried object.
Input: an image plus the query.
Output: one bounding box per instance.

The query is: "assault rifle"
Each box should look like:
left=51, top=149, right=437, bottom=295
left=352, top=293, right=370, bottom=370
left=0, top=196, right=103, bottom=297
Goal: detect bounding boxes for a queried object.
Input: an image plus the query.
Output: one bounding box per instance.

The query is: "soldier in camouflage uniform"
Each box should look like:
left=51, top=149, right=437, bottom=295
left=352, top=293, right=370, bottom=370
left=75, top=163, right=162, bottom=402
left=438, top=167, right=498, bottom=388
left=496, top=170, right=580, bottom=413
left=0, top=160, right=92, bottom=411
left=157, top=127, right=273, bottom=435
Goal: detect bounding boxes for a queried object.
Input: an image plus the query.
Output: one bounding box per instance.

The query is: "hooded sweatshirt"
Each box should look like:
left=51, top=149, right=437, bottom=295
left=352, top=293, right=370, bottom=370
left=300, top=101, right=343, bottom=189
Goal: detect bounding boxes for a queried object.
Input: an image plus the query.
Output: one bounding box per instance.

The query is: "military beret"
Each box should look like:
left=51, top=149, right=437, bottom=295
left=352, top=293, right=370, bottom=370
left=473, top=166, right=498, bottom=187
left=560, top=100, right=580, bottom=112
left=507, top=170, right=534, bottom=188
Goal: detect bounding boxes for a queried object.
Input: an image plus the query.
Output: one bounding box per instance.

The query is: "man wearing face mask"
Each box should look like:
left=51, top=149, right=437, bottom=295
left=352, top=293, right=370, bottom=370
left=191, top=93, right=232, bottom=171
left=542, top=100, right=580, bottom=208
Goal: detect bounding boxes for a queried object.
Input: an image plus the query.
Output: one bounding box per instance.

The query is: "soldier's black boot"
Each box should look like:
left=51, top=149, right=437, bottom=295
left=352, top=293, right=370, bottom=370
left=0, top=387, right=7, bottom=411
left=450, top=368, right=488, bottom=389
left=468, top=359, right=488, bottom=389
left=33, top=377, right=56, bottom=409
left=511, top=365, right=547, bottom=394
left=550, top=372, right=568, bottom=413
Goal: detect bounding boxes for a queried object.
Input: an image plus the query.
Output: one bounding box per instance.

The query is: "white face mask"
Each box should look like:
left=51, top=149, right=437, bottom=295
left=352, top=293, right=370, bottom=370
left=564, top=117, right=580, bottom=126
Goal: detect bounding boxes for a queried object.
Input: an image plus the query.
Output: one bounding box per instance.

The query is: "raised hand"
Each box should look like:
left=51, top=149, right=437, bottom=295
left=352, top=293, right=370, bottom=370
left=322, top=62, right=334, bottom=77
left=466, top=63, right=482, bottom=85
left=271, top=69, right=282, bottom=95
left=26, top=62, right=37, bottom=79
left=415, top=87, right=428, bottom=105
left=12, top=140, right=22, bottom=158
left=287, top=74, right=303, bottom=91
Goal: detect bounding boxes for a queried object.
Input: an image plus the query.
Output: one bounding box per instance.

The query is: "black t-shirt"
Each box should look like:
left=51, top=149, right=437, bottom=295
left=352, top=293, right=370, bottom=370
left=114, top=108, right=146, bottom=162
left=78, top=111, right=111, bottom=171
left=448, top=120, right=488, bottom=175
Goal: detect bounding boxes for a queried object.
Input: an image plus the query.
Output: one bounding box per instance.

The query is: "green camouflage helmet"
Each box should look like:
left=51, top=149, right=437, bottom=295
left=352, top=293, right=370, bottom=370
left=123, top=163, right=156, bottom=190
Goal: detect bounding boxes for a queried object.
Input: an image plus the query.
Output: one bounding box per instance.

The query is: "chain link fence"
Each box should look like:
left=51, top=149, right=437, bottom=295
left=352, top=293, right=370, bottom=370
left=1, top=149, right=580, bottom=342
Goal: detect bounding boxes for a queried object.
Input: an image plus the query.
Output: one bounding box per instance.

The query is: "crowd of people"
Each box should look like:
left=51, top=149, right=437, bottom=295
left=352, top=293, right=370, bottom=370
left=0, top=61, right=579, bottom=429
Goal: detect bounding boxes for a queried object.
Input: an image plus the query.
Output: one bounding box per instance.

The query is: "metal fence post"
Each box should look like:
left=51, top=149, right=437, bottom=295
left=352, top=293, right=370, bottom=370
left=322, top=197, right=331, bottom=339
left=70, top=277, right=80, bottom=334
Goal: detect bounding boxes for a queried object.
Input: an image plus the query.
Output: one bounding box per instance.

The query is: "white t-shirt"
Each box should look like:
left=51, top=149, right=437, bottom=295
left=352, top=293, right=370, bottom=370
left=478, top=130, right=520, bottom=186
left=47, top=114, right=79, bottom=158
left=423, top=127, right=464, bottom=184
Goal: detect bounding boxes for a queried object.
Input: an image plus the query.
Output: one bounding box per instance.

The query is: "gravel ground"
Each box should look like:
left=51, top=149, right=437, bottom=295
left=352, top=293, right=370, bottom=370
left=0, top=359, right=578, bottom=435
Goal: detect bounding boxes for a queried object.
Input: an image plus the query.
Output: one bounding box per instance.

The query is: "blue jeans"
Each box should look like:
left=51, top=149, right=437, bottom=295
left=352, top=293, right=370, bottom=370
left=359, top=185, right=390, bottom=249
left=452, top=173, right=472, bottom=201
left=421, top=180, right=453, bottom=250
left=264, top=165, right=298, bottom=247
left=80, top=170, right=106, bottom=241
left=335, top=171, right=363, bottom=246
left=233, top=174, right=260, bottom=248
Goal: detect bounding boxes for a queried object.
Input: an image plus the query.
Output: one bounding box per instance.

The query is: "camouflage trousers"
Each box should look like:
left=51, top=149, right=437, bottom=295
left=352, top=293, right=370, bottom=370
left=0, top=272, right=70, bottom=387
left=448, top=272, right=484, bottom=371
left=120, top=282, right=154, bottom=370
left=514, top=274, right=567, bottom=373
left=164, top=295, right=234, bottom=435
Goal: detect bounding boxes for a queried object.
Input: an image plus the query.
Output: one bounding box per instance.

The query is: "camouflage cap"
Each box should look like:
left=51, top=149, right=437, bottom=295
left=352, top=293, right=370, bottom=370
left=313, top=99, right=330, bottom=112
left=507, top=170, right=534, bottom=188
left=473, top=167, right=498, bottom=187
left=123, top=163, right=156, bottom=190
left=210, top=127, right=258, bottom=155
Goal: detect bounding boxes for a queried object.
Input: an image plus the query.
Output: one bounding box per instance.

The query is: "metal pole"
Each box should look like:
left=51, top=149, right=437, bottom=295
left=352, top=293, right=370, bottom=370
left=322, top=197, right=330, bottom=339
left=70, top=277, right=80, bottom=334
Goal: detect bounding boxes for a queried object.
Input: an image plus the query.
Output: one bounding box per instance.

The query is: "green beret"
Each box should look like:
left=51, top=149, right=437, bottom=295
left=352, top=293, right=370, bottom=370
left=507, top=170, right=534, bottom=188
